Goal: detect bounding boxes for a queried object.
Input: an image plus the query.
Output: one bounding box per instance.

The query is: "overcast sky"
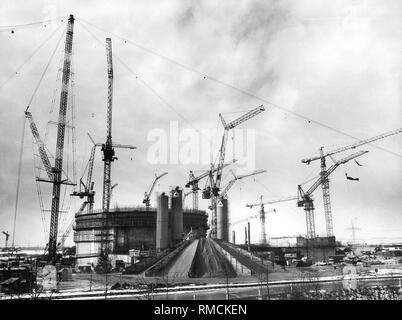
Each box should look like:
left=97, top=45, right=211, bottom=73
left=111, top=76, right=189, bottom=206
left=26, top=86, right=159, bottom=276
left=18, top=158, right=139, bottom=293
left=0, top=0, right=401, bottom=247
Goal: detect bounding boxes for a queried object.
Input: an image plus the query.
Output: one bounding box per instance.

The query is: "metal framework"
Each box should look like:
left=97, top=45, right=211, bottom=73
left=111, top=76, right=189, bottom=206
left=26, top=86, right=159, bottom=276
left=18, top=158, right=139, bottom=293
left=298, top=150, right=368, bottom=239
left=207, top=105, right=265, bottom=237
left=302, top=127, right=402, bottom=237
left=246, top=195, right=296, bottom=244
left=25, top=15, right=75, bottom=262
left=102, top=38, right=115, bottom=213
left=185, top=161, right=235, bottom=210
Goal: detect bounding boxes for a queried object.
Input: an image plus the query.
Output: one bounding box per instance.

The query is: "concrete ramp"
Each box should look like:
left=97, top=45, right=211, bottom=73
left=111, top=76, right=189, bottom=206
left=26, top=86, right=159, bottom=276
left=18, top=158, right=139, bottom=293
left=189, top=238, right=237, bottom=278
left=164, top=239, right=199, bottom=278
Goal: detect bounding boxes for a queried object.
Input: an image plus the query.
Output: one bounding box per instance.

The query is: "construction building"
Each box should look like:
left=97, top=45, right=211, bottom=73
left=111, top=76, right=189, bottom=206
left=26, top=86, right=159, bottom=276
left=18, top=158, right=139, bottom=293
left=74, top=192, right=208, bottom=267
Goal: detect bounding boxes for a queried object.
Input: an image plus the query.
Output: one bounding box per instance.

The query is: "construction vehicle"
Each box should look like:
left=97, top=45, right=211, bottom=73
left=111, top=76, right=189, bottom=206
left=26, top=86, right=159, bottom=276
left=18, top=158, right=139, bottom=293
left=297, top=150, right=369, bottom=239
left=25, top=15, right=76, bottom=263
left=143, top=172, right=168, bottom=207
left=246, top=195, right=297, bottom=244
left=301, top=128, right=402, bottom=237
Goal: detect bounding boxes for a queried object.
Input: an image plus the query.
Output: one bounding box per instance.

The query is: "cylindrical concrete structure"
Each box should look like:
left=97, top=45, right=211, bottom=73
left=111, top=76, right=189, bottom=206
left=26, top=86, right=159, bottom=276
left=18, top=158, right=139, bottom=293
left=156, top=193, right=169, bottom=251
left=216, top=198, right=228, bottom=241
left=260, top=208, right=267, bottom=244
left=232, top=230, right=236, bottom=244
left=170, top=187, right=183, bottom=242
left=247, top=222, right=251, bottom=251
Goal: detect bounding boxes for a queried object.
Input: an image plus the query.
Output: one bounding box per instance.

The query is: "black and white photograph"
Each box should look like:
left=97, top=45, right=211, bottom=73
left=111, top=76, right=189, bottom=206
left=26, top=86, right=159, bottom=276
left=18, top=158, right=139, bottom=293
left=0, top=0, right=401, bottom=306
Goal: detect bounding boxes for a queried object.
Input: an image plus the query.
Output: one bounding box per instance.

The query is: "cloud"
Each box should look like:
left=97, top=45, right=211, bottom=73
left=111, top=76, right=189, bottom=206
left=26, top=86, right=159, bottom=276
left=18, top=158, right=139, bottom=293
left=0, top=0, right=401, bottom=246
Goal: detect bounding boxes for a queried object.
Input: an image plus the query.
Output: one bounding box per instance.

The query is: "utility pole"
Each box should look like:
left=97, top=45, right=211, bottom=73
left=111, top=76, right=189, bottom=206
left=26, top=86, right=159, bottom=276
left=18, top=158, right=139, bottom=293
left=266, top=266, right=270, bottom=300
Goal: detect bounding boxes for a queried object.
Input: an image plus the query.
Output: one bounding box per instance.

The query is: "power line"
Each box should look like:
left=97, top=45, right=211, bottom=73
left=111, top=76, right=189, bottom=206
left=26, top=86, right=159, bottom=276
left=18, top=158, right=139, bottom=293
left=78, top=17, right=402, bottom=160
left=77, top=20, right=201, bottom=135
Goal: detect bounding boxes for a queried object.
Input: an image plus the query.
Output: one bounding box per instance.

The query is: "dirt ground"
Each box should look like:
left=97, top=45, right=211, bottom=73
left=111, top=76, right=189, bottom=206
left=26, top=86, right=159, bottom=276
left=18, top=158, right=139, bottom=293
left=189, top=238, right=237, bottom=278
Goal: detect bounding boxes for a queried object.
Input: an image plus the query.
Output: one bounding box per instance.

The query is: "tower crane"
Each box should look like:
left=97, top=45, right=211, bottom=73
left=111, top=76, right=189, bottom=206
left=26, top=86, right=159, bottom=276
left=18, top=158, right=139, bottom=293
left=229, top=209, right=276, bottom=226
left=2, top=231, right=10, bottom=248
left=143, top=172, right=168, bottom=207
left=71, top=133, right=99, bottom=213
left=246, top=195, right=297, bottom=244
left=210, top=105, right=265, bottom=198
left=206, top=105, right=265, bottom=237
left=297, top=150, right=368, bottom=239
left=213, top=169, right=267, bottom=208
left=207, top=169, right=266, bottom=238
left=101, top=38, right=136, bottom=214
left=25, top=15, right=76, bottom=262
left=301, top=128, right=402, bottom=237
left=185, top=160, right=236, bottom=210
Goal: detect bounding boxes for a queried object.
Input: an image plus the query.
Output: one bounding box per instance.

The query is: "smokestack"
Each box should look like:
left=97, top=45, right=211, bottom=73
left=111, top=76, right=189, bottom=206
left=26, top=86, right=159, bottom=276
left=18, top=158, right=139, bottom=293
left=216, top=198, right=228, bottom=241
left=260, top=207, right=266, bottom=244
left=170, top=187, right=183, bottom=243
left=156, top=193, right=169, bottom=251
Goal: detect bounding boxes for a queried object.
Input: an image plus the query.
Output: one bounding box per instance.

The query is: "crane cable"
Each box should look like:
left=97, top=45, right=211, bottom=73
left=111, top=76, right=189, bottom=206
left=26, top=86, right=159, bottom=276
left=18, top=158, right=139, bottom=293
left=76, top=20, right=202, bottom=135
left=0, top=16, right=67, bottom=32
left=11, top=115, right=26, bottom=248
left=26, top=25, right=66, bottom=112
left=77, top=17, right=402, bottom=160
left=0, top=22, right=65, bottom=90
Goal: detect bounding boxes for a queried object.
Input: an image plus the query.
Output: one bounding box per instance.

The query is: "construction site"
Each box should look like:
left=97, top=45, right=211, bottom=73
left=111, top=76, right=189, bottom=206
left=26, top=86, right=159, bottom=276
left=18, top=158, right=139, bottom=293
left=1, top=4, right=402, bottom=301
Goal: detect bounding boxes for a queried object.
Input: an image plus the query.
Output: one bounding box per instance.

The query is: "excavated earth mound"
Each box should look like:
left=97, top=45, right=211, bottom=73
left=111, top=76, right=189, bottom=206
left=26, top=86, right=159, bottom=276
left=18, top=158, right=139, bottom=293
left=189, top=237, right=237, bottom=278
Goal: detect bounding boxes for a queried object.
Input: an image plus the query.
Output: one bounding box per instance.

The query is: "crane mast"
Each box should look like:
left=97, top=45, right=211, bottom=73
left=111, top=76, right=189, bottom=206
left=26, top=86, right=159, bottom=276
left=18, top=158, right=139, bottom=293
left=319, top=147, right=333, bottom=236
left=102, top=38, right=116, bottom=213
left=47, top=15, right=75, bottom=262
